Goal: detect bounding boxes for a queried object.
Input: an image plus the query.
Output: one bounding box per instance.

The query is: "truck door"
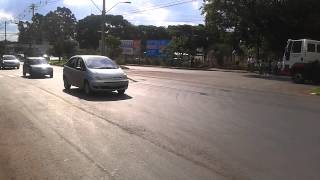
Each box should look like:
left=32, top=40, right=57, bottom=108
left=290, top=40, right=303, bottom=66
left=306, top=43, right=317, bottom=62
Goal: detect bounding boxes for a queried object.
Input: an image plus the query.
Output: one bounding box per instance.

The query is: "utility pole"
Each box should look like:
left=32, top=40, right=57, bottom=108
left=28, top=3, right=37, bottom=56
left=30, top=3, right=37, bottom=18
left=4, top=21, right=7, bottom=53
left=101, top=0, right=106, bottom=56
left=4, top=21, right=7, bottom=43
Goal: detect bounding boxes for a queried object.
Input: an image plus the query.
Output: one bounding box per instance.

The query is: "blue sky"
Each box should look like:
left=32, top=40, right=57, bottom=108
left=0, top=0, right=204, bottom=41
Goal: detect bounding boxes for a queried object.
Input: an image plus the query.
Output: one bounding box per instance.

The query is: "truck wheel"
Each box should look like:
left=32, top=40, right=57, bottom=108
left=293, top=72, right=304, bottom=84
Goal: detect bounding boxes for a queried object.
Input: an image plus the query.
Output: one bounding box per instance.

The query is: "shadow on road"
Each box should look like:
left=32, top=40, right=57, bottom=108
left=1, top=68, right=19, bottom=70
left=244, top=74, right=320, bottom=86
left=62, top=88, right=132, bottom=101
left=244, top=74, right=292, bottom=82
left=20, top=75, right=51, bottom=79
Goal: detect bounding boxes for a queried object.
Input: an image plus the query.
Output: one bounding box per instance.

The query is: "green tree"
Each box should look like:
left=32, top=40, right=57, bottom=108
left=17, top=21, right=31, bottom=43
left=167, top=25, right=207, bottom=56
left=76, top=15, right=102, bottom=49
left=30, top=13, right=45, bottom=44
left=76, top=14, right=135, bottom=50
left=203, top=0, right=320, bottom=58
left=105, top=35, right=122, bottom=59
left=43, top=7, right=77, bottom=59
left=43, top=7, right=77, bottom=43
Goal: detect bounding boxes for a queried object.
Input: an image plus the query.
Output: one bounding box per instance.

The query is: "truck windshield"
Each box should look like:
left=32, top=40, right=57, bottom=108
left=292, top=41, right=302, bottom=53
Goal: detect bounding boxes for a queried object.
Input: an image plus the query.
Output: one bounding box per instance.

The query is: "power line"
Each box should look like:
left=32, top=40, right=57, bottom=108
left=123, top=0, right=197, bottom=15
left=89, top=0, right=102, bottom=12
left=127, top=0, right=192, bottom=13
left=15, top=0, right=61, bottom=21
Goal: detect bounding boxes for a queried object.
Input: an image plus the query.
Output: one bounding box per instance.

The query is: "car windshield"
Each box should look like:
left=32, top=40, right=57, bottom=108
left=3, top=56, right=16, bottom=60
left=85, top=57, right=119, bottom=69
left=29, top=59, right=48, bottom=65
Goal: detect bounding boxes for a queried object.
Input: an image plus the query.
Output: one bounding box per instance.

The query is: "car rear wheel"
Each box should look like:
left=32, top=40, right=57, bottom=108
left=117, top=90, right=126, bottom=95
left=50, top=73, right=53, bottom=78
left=17, top=66, right=20, bottom=69
left=84, top=81, right=92, bottom=95
left=64, top=78, right=71, bottom=90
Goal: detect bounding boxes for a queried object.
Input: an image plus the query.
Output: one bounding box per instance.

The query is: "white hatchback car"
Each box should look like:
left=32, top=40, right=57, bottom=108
left=63, top=55, right=129, bottom=95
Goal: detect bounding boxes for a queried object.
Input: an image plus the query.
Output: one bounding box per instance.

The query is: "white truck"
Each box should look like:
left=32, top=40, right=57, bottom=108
left=283, top=39, right=320, bottom=83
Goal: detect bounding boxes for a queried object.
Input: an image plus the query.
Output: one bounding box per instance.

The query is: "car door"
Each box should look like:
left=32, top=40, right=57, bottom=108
left=73, top=58, right=86, bottom=88
left=64, top=57, right=77, bottom=85
left=23, top=59, right=29, bottom=73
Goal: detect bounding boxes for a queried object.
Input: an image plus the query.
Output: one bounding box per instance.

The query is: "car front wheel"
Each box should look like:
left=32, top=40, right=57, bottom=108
left=64, top=78, right=71, bottom=90
left=84, top=81, right=92, bottom=95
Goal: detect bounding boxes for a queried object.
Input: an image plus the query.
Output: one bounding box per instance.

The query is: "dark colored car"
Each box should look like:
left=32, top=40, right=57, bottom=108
left=23, top=57, right=53, bottom=78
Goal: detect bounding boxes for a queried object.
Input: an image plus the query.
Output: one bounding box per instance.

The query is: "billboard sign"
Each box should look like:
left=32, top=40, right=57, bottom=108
left=146, top=40, right=170, bottom=57
left=120, top=40, right=141, bottom=55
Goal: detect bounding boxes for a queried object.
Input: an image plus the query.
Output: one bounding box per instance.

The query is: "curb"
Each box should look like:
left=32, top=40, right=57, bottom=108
left=125, top=64, right=248, bottom=73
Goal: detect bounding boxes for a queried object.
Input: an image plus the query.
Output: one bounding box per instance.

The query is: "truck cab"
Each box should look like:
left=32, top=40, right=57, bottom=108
left=282, top=39, right=320, bottom=83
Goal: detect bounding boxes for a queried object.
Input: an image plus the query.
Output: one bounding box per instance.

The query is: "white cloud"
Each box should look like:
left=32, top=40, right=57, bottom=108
left=0, top=10, right=14, bottom=21
left=123, top=1, right=170, bottom=26
left=62, top=0, right=203, bottom=26
left=192, top=1, right=200, bottom=9
left=63, top=0, right=122, bottom=9
left=64, top=0, right=98, bottom=6
left=0, top=23, right=18, bottom=42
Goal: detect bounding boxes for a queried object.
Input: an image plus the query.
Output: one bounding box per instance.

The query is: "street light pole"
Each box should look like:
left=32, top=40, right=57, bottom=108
left=101, top=0, right=106, bottom=56
left=100, top=1, right=131, bottom=56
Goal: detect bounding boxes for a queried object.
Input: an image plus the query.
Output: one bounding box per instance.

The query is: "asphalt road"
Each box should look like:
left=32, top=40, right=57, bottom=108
left=0, top=65, right=319, bottom=180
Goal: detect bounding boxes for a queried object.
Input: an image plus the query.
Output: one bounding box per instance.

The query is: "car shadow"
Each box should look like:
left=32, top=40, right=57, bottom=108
left=20, top=75, right=51, bottom=79
left=1, top=68, right=19, bottom=70
left=62, top=88, right=132, bottom=101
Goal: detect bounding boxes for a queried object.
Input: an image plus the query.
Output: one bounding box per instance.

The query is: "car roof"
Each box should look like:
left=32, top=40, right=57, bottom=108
left=26, top=57, right=46, bottom=60
left=71, top=55, right=111, bottom=61
left=3, top=55, right=16, bottom=57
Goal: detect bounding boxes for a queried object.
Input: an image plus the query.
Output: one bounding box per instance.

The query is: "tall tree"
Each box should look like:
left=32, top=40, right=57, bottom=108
left=43, top=7, right=77, bottom=43
left=203, top=0, right=320, bottom=57
left=76, top=14, right=135, bottom=50
left=43, top=7, right=77, bottom=59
